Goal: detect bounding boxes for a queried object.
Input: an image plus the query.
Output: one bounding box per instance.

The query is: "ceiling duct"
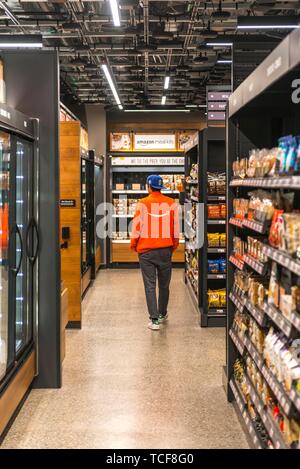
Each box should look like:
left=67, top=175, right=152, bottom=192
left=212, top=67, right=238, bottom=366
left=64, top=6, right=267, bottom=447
left=211, top=1, right=231, bottom=20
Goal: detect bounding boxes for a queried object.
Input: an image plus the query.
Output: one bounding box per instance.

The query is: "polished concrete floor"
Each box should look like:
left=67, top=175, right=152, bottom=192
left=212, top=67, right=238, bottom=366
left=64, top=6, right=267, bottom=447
left=2, top=269, right=248, bottom=449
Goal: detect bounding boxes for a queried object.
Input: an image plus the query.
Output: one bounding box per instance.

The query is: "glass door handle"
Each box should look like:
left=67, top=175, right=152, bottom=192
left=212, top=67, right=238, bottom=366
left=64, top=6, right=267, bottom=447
left=10, top=224, right=23, bottom=275
left=26, top=218, right=39, bottom=264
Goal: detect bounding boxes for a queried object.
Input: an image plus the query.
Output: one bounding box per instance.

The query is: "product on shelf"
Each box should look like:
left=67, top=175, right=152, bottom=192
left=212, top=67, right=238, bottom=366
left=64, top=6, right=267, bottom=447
left=162, top=175, right=174, bottom=190
left=186, top=163, right=198, bottom=182
left=264, top=328, right=300, bottom=398
left=268, top=261, right=300, bottom=320
left=207, top=232, right=226, bottom=248
left=207, top=258, right=226, bottom=274
left=208, top=203, right=227, bottom=219
left=232, top=134, right=300, bottom=179
left=113, top=198, right=127, bottom=215
left=207, top=172, right=226, bottom=194
left=233, top=236, right=245, bottom=259
left=207, top=288, right=226, bottom=308
left=233, top=198, right=249, bottom=219
left=247, top=236, right=268, bottom=263
left=247, top=190, right=275, bottom=223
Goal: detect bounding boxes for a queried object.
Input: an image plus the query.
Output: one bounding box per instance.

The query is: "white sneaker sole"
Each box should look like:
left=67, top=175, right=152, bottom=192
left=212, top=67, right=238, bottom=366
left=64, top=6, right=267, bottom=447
left=158, top=315, right=168, bottom=324
left=148, top=322, right=160, bottom=331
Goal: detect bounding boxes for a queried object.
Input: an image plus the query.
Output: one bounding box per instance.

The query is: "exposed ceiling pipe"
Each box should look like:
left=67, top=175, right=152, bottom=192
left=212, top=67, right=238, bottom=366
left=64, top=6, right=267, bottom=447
left=143, top=0, right=149, bottom=95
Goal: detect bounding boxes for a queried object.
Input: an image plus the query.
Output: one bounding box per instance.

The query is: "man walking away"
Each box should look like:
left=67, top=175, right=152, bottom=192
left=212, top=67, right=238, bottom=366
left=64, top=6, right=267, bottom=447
left=130, top=175, right=180, bottom=331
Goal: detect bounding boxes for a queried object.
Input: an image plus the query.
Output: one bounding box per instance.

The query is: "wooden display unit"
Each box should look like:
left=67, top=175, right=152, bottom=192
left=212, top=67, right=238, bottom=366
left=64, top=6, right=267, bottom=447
left=60, top=121, right=82, bottom=327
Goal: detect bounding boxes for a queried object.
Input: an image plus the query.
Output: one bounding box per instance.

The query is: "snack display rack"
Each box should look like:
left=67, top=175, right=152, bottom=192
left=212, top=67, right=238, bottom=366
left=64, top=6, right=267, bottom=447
left=108, top=152, right=185, bottom=266
left=199, top=128, right=226, bottom=327
left=184, top=128, right=226, bottom=327
left=226, top=29, right=300, bottom=449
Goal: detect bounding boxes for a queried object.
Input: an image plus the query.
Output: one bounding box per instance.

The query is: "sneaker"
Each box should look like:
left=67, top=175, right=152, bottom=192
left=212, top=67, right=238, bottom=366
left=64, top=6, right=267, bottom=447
left=158, top=314, right=168, bottom=324
left=148, top=320, right=160, bottom=331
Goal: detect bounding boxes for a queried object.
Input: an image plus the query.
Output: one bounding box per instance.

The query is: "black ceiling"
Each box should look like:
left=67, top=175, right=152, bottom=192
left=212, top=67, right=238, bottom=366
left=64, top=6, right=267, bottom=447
left=0, top=1, right=299, bottom=109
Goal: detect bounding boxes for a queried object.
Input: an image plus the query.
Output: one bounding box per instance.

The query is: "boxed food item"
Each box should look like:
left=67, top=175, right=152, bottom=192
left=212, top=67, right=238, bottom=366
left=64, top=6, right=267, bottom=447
left=208, top=204, right=221, bottom=219
left=162, top=175, right=174, bottom=190
left=132, top=183, right=141, bottom=190
left=115, top=183, right=125, bottom=190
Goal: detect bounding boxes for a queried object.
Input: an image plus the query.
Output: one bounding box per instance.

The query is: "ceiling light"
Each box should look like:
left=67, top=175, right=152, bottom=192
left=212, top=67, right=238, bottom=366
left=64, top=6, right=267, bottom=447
left=101, top=63, right=121, bottom=106
left=237, top=15, right=300, bottom=29
left=206, top=42, right=233, bottom=47
left=109, top=0, right=121, bottom=27
left=161, top=95, right=166, bottom=105
left=217, top=60, right=232, bottom=64
left=0, top=34, right=43, bottom=49
left=164, top=76, right=170, bottom=90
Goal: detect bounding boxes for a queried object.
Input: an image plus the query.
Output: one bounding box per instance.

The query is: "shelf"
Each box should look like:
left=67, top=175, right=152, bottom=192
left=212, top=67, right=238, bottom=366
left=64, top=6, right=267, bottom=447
left=112, top=189, right=180, bottom=194
left=229, top=254, right=245, bottom=271
left=229, top=378, right=264, bottom=449
left=244, top=336, right=264, bottom=369
left=229, top=328, right=245, bottom=356
left=244, top=300, right=266, bottom=328
left=232, top=324, right=299, bottom=419
left=243, top=375, right=287, bottom=450
left=242, top=218, right=270, bottom=235
left=243, top=254, right=268, bottom=276
left=262, top=244, right=300, bottom=277
left=112, top=240, right=130, bottom=244
left=229, top=291, right=245, bottom=313
left=207, top=274, right=226, bottom=280
left=229, top=217, right=244, bottom=228
left=207, top=248, right=226, bottom=254
left=186, top=180, right=198, bottom=185
left=185, top=273, right=199, bottom=306
left=207, top=195, right=226, bottom=201
left=229, top=175, right=300, bottom=189
left=207, top=219, right=226, bottom=225
left=263, top=302, right=296, bottom=339
left=261, top=365, right=295, bottom=418
left=207, top=308, right=226, bottom=317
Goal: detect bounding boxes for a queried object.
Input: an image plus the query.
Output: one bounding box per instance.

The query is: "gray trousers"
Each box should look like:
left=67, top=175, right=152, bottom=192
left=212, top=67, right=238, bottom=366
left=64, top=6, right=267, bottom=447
left=138, top=247, right=173, bottom=320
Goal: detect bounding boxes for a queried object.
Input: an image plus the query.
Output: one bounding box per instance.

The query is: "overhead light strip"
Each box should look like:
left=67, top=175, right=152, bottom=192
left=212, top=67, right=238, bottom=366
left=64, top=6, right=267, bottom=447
left=101, top=63, right=121, bottom=106
left=237, top=25, right=300, bottom=29
left=206, top=42, right=233, bottom=47
left=217, top=60, right=232, bottom=64
left=164, top=76, right=170, bottom=90
left=109, top=0, right=121, bottom=27
left=161, top=95, right=166, bottom=105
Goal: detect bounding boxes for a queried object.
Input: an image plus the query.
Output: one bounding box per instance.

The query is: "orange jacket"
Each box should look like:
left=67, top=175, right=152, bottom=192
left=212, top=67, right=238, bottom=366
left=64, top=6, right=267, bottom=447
left=130, top=191, right=180, bottom=253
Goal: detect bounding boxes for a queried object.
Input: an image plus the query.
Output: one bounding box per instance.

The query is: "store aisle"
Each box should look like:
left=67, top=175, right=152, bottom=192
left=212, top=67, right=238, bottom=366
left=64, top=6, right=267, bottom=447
left=1, top=270, right=248, bottom=449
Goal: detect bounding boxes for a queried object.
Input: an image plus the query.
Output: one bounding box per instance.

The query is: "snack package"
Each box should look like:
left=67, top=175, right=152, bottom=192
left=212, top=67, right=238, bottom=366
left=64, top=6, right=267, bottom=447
left=269, top=209, right=284, bottom=248
left=208, top=260, right=219, bottom=274
left=208, top=233, right=220, bottom=247
left=208, top=290, right=220, bottom=308
left=219, top=233, right=226, bottom=247
left=268, top=262, right=280, bottom=308
left=208, top=204, right=221, bottom=219
left=219, top=258, right=226, bottom=273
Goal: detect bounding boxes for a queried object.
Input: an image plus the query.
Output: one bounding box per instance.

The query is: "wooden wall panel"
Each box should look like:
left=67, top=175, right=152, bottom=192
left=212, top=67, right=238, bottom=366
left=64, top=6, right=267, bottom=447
left=173, top=243, right=185, bottom=262
left=60, top=122, right=81, bottom=324
left=112, top=243, right=185, bottom=263
left=0, top=351, right=35, bottom=436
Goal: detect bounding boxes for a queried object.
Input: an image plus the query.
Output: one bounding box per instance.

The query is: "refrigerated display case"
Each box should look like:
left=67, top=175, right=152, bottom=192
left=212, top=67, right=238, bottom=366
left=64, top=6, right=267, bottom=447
left=81, top=151, right=93, bottom=296
left=91, top=152, right=104, bottom=276
left=0, top=105, right=38, bottom=435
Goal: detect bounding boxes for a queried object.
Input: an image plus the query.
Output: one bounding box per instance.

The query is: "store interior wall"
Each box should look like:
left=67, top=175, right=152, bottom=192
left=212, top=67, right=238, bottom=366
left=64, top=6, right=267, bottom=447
left=2, top=50, right=61, bottom=388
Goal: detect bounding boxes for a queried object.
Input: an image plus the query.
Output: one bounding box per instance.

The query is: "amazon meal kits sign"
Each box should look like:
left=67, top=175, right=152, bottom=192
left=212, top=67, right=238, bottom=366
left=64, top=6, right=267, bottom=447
left=133, top=134, right=176, bottom=151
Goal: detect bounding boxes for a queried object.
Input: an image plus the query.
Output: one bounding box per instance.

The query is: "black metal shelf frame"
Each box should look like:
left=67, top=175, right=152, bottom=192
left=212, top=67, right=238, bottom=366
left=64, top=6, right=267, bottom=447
left=226, top=28, right=300, bottom=450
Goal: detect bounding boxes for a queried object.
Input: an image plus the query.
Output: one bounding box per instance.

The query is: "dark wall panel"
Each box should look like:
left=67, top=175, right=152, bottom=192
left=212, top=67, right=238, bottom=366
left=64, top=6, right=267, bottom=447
left=2, top=50, right=61, bottom=388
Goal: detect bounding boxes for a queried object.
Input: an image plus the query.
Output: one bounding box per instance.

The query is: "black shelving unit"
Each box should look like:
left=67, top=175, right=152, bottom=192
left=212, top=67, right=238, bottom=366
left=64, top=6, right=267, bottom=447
left=226, top=29, right=300, bottom=449
left=184, top=141, right=200, bottom=306
left=108, top=152, right=185, bottom=267
left=199, top=128, right=226, bottom=328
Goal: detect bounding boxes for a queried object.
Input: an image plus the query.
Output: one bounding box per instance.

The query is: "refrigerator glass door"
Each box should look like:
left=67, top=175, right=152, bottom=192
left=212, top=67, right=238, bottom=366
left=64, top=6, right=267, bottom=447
left=0, top=131, right=10, bottom=380
left=15, top=138, right=33, bottom=355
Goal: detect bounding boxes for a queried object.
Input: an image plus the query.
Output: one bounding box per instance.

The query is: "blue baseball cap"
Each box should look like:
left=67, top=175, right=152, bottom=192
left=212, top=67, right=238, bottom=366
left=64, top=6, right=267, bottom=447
left=146, top=175, right=165, bottom=190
